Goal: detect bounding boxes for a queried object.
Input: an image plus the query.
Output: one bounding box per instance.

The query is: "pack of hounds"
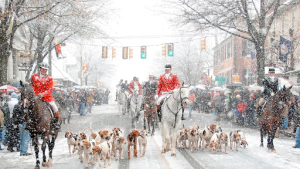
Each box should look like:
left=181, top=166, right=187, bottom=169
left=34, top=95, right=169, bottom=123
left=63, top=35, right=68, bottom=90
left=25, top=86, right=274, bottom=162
left=176, top=123, right=248, bottom=154
left=64, top=126, right=147, bottom=168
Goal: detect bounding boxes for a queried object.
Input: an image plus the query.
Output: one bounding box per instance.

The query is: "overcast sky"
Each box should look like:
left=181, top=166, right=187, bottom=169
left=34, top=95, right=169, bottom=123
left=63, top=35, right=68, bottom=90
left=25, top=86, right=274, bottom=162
left=60, top=0, right=218, bottom=90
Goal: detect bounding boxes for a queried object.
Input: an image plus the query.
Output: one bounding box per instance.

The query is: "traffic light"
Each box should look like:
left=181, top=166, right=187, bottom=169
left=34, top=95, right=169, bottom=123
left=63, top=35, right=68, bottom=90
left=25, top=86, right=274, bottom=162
left=141, top=46, right=146, bottom=59
left=123, top=47, right=128, bottom=59
left=168, top=43, right=174, bottom=56
left=102, top=46, right=107, bottom=58
left=112, top=47, right=116, bottom=58
left=201, top=38, right=206, bottom=50
left=129, top=48, right=133, bottom=58
left=162, top=45, right=166, bottom=56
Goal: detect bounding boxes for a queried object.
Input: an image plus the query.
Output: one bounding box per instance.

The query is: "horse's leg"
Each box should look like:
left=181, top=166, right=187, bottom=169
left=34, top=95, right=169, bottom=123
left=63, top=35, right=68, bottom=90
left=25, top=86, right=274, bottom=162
left=260, top=123, right=264, bottom=147
left=33, top=136, right=40, bottom=169
left=47, top=134, right=56, bottom=167
left=41, top=135, right=48, bottom=167
left=171, top=135, right=176, bottom=156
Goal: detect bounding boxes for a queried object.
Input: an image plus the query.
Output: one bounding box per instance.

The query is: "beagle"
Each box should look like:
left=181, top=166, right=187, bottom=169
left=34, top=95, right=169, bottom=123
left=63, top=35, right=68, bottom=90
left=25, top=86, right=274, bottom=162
left=91, top=145, right=102, bottom=167
left=89, top=128, right=101, bottom=145
left=127, top=129, right=140, bottom=159
left=200, top=124, right=222, bottom=151
left=188, top=127, right=199, bottom=152
left=138, top=130, right=147, bottom=157
left=230, top=130, right=241, bottom=151
left=209, top=133, right=219, bottom=154
left=97, top=133, right=114, bottom=168
left=239, top=131, right=248, bottom=148
left=112, top=127, right=122, bottom=157
left=217, top=132, right=228, bottom=154
left=114, top=136, right=126, bottom=160
left=81, top=139, right=92, bottom=168
left=176, top=129, right=188, bottom=148
left=65, top=131, right=77, bottom=156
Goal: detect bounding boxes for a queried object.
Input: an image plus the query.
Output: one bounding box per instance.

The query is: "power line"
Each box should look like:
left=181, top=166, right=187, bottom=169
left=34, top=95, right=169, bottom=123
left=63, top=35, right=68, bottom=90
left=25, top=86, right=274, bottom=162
left=67, top=36, right=206, bottom=47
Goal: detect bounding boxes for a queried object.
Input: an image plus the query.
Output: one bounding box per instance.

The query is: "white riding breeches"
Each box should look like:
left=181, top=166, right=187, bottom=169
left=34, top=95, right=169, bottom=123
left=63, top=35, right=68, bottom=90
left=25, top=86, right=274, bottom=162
left=157, top=93, right=170, bottom=105
left=49, top=101, right=58, bottom=113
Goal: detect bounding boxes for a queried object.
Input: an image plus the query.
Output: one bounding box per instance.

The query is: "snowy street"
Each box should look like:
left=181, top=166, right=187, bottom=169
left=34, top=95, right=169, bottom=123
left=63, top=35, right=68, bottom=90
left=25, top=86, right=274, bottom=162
left=1, top=104, right=300, bottom=169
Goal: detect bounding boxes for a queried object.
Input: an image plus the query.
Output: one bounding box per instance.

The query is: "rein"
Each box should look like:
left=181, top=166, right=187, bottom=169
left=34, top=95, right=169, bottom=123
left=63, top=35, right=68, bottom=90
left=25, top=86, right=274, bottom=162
left=165, top=86, right=189, bottom=128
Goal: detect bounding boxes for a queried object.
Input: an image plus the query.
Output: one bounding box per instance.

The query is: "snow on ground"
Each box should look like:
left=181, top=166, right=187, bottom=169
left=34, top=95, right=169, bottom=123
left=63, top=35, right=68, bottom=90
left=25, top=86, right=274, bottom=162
left=1, top=105, right=300, bottom=169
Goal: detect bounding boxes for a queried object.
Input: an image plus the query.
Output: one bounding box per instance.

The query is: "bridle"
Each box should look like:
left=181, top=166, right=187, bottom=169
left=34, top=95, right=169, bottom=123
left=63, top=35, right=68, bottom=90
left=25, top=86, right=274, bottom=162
left=165, top=86, right=189, bottom=128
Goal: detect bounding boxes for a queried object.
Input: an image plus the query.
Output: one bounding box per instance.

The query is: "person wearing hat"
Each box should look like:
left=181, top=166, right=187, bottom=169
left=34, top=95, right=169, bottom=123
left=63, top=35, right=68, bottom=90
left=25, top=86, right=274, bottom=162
left=128, top=77, right=142, bottom=99
left=30, top=62, right=60, bottom=130
left=155, top=64, right=181, bottom=121
left=144, top=74, right=157, bottom=96
left=86, top=89, right=94, bottom=113
left=257, top=67, right=278, bottom=117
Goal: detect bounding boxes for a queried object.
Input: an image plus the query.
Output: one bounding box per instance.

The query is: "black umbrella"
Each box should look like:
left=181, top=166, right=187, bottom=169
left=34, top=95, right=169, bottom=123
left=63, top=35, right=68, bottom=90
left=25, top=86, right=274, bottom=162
left=11, top=81, right=21, bottom=89
left=226, top=82, right=245, bottom=90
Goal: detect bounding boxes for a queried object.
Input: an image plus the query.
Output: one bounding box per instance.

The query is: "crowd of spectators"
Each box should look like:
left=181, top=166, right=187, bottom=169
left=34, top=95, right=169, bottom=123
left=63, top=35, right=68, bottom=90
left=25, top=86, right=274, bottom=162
left=0, top=90, right=31, bottom=156
left=191, top=88, right=300, bottom=133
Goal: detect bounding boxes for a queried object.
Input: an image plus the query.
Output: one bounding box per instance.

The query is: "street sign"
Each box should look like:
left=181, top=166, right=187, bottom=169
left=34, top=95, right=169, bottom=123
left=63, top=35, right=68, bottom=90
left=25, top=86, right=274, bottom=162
left=215, top=77, right=226, bottom=81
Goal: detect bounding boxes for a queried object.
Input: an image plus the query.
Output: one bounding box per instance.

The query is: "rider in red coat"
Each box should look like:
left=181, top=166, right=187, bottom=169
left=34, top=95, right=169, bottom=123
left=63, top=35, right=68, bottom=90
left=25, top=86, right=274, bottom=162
left=30, top=62, right=60, bottom=129
left=128, top=77, right=142, bottom=96
left=155, top=64, right=181, bottom=121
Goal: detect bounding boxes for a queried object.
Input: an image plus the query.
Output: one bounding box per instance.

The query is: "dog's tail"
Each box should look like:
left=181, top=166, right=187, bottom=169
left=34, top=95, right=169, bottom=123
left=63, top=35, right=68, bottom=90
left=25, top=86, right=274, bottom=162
left=90, top=123, right=93, bottom=134
left=83, top=127, right=88, bottom=133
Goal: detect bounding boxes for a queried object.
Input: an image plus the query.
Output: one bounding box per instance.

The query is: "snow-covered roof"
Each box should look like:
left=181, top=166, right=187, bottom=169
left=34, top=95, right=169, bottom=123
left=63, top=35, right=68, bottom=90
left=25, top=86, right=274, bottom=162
left=52, top=62, right=77, bottom=84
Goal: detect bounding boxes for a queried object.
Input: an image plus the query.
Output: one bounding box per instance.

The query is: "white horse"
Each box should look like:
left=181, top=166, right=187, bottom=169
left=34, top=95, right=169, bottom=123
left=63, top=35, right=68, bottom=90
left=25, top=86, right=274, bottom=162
left=117, top=91, right=127, bottom=116
left=161, top=83, right=189, bottom=156
left=129, top=84, right=143, bottom=128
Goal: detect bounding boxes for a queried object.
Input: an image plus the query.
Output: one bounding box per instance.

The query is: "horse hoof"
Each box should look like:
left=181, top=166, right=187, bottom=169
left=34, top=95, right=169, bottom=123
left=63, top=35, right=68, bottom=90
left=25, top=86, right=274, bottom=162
left=171, top=153, right=176, bottom=156
left=35, top=165, right=40, bottom=169
left=41, top=162, right=47, bottom=167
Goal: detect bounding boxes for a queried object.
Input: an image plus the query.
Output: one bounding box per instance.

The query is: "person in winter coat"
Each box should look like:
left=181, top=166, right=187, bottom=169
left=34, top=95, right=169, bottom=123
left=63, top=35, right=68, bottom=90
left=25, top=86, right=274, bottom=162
left=12, top=101, right=32, bottom=156
left=188, top=91, right=195, bottom=117
left=86, top=90, right=94, bottom=113
left=213, top=92, right=223, bottom=119
left=0, top=106, right=4, bottom=150
left=245, top=95, right=256, bottom=127
left=79, top=90, right=87, bottom=116
left=7, top=92, right=19, bottom=152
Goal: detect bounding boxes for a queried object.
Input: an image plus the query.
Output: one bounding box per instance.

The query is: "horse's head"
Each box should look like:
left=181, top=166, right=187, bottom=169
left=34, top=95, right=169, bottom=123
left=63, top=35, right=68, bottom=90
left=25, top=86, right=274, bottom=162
left=276, top=85, right=293, bottom=108
left=20, top=80, right=35, bottom=109
left=133, top=84, right=139, bottom=96
left=173, top=82, right=190, bottom=107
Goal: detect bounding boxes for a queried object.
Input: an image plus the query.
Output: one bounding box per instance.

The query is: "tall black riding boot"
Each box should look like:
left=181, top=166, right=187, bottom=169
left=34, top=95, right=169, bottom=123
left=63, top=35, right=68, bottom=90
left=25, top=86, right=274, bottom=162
left=157, top=105, right=162, bottom=122
left=257, top=106, right=262, bottom=117
left=54, top=117, right=60, bottom=130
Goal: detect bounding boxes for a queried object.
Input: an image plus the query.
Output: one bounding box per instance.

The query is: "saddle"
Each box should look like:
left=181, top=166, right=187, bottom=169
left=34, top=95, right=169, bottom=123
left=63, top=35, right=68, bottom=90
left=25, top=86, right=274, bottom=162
left=44, top=102, right=55, bottom=119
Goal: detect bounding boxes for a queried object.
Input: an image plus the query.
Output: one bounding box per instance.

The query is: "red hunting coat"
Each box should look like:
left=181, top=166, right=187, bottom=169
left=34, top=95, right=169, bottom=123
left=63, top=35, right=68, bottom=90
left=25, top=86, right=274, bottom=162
left=128, top=81, right=142, bottom=95
left=30, top=73, right=56, bottom=102
left=156, top=73, right=181, bottom=95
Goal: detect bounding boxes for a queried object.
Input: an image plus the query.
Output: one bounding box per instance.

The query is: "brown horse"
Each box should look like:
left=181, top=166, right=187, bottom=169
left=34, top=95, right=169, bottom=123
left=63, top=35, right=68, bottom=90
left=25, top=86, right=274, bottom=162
left=143, top=94, right=157, bottom=135
left=258, top=85, right=292, bottom=152
left=20, top=81, right=61, bottom=169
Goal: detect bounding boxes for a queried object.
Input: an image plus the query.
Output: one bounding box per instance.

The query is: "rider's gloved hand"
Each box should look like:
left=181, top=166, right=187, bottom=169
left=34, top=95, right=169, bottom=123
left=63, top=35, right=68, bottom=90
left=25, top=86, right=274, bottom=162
left=155, top=95, right=158, bottom=100
left=37, top=93, right=44, bottom=98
